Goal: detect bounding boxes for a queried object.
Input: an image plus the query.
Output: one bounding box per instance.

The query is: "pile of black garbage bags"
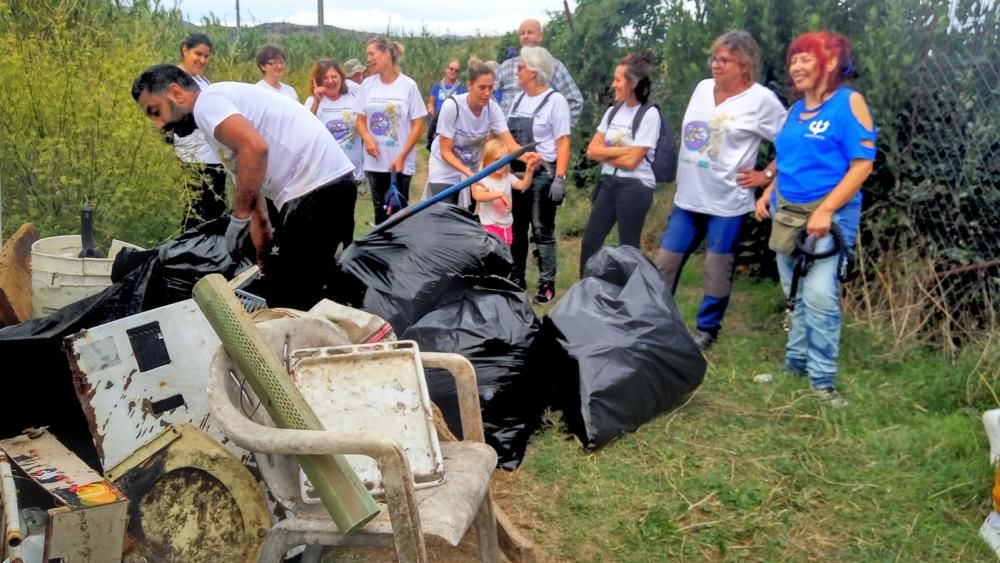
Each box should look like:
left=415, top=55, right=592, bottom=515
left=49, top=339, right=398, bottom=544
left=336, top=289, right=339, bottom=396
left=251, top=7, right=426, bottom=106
left=339, top=205, right=707, bottom=468
left=1, top=205, right=706, bottom=470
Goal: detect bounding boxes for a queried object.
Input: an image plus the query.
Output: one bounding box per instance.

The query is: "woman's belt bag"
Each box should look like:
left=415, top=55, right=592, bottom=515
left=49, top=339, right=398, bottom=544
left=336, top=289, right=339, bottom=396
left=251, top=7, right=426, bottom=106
left=769, top=188, right=826, bottom=254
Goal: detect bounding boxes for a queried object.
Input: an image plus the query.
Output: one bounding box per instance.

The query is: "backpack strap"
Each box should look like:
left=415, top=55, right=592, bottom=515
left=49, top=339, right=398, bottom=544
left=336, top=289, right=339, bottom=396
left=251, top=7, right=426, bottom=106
left=605, top=102, right=624, bottom=131
left=631, top=103, right=653, bottom=138
left=449, top=96, right=461, bottom=128
left=633, top=103, right=660, bottom=165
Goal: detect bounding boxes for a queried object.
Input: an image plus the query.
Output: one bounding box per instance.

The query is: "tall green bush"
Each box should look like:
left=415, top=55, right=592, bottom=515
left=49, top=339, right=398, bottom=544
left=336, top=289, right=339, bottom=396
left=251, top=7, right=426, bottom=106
left=0, top=0, right=190, bottom=247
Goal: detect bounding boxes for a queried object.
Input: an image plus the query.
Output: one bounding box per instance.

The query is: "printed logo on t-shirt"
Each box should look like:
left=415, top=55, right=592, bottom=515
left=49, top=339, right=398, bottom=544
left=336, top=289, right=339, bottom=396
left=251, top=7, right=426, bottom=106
left=368, top=102, right=402, bottom=144
left=326, top=119, right=351, bottom=141
left=453, top=143, right=479, bottom=167
left=684, top=114, right=731, bottom=161
left=684, top=120, right=711, bottom=151
left=806, top=119, right=830, bottom=140
left=605, top=129, right=631, bottom=147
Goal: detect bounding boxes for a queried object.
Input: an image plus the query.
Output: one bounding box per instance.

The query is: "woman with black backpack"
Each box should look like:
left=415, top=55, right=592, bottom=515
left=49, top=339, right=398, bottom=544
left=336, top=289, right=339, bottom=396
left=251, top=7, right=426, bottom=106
left=580, top=51, right=662, bottom=276
left=506, top=46, right=571, bottom=304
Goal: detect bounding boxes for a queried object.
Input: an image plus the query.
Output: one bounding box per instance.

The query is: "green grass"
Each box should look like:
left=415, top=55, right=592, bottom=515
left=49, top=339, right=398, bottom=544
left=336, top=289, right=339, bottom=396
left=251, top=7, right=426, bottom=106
left=493, top=185, right=997, bottom=562
left=346, top=166, right=997, bottom=562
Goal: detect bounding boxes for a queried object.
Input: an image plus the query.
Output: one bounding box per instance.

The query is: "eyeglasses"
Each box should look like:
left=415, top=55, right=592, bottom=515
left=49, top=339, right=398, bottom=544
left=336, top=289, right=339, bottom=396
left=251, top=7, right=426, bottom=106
left=266, top=59, right=286, bottom=66
left=447, top=66, right=460, bottom=72
left=707, top=55, right=737, bottom=66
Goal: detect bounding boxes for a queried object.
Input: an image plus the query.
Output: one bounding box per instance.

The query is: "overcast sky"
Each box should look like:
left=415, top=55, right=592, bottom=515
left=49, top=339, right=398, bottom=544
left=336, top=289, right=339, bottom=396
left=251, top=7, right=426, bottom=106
left=177, top=0, right=577, bottom=35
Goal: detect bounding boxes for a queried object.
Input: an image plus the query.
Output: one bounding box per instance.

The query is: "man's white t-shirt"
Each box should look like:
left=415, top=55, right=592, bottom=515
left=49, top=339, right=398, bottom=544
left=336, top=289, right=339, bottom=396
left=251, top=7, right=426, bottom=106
left=346, top=81, right=361, bottom=96
left=476, top=173, right=516, bottom=228
left=427, top=94, right=508, bottom=184
left=255, top=80, right=299, bottom=102
left=193, top=82, right=355, bottom=210
left=358, top=73, right=428, bottom=175
left=174, top=72, right=220, bottom=164
left=597, top=103, right=661, bottom=188
left=304, top=93, right=364, bottom=181
left=673, top=79, right=787, bottom=216
left=506, top=89, right=571, bottom=163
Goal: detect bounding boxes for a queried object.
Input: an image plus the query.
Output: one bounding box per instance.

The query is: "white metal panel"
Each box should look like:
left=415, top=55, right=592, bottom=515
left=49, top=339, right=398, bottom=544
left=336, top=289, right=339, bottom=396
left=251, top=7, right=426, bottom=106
left=66, top=299, right=253, bottom=472
left=289, top=341, right=446, bottom=500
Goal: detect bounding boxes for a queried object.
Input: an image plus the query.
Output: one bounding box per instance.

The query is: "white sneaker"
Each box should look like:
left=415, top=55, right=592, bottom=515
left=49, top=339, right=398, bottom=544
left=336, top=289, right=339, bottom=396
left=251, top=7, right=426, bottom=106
left=983, top=410, right=1000, bottom=465
left=981, top=512, right=1000, bottom=557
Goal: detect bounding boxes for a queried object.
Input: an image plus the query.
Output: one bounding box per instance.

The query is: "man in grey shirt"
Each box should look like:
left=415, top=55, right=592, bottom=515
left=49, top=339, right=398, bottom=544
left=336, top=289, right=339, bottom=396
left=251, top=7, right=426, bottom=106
left=495, top=18, right=583, bottom=125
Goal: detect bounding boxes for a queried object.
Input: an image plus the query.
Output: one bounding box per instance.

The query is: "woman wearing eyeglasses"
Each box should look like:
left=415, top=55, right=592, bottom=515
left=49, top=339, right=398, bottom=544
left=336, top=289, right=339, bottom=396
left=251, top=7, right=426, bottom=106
left=427, top=59, right=467, bottom=116
left=255, top=44, right=299, bottom=102
left=655, top=30, right=787, bottom=350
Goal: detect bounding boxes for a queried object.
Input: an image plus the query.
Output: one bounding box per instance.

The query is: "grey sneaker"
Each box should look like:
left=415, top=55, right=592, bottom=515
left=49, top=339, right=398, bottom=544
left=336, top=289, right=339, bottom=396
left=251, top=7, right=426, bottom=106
left=815, top=387, right=849, bottom=408
left=692, top=330, right=717, bottom=350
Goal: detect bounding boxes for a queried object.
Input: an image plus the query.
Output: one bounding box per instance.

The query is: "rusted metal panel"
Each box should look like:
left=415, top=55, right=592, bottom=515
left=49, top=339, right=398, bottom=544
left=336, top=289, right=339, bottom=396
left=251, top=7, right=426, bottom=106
left=66, top=299, right=254, bottom=472
left=0, top=431, right=128, bottom=562
left=289, top=341, right=446, bottom=500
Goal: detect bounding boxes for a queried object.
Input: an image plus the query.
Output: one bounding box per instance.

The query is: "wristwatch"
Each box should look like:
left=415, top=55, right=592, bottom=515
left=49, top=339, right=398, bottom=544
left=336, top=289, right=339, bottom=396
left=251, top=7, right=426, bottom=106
left=764, top=169, right=775, bottom=180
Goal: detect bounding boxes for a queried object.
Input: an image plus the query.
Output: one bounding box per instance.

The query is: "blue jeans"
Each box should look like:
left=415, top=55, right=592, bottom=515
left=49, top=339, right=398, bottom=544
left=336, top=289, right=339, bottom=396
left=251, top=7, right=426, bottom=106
left=656, top=206, right=745, bottom=333
left=775, top=203, right=859, bottom=389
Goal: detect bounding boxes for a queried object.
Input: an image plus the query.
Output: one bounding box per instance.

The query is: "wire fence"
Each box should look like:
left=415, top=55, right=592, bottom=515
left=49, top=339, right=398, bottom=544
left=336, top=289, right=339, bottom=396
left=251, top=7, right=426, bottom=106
left=847, top=38, right=999, bottom=348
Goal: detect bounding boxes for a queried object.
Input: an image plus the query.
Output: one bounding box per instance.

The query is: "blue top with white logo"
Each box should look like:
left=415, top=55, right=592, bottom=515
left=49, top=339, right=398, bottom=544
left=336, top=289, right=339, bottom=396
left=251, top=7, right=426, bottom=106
left=774, top=87, right=877, bottom=204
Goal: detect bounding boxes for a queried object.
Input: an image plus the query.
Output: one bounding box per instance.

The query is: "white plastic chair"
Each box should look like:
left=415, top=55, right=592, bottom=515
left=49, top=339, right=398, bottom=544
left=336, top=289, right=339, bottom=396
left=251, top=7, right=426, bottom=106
left=206, top=318, right=500, bottom=563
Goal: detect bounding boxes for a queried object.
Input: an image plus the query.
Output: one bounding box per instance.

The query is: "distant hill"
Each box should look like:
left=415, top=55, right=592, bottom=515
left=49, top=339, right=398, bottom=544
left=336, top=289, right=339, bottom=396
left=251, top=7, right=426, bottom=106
left=197, top=21, right=494, bottom=40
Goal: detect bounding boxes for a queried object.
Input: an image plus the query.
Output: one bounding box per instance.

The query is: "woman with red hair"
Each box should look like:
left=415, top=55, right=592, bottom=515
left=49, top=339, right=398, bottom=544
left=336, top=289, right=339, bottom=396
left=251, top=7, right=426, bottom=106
left=755, top=31, right=876, bottom=408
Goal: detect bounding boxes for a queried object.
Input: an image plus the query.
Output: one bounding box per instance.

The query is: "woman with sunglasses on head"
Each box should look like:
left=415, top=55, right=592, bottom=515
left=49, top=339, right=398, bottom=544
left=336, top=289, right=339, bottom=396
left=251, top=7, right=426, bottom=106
left=174, top=33, right=228, bottom=229
left=356, top=36, right=427, bottom=225
left=755, top=32, right=876, bottom=408
left=255, top=44, right=299, bottom=102
left=655, top=30, right=787, bottom=350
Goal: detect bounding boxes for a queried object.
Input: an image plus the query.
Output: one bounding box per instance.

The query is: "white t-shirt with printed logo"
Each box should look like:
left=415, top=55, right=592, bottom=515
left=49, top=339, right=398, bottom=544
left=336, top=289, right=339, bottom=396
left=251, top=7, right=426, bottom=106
left=358, top=73, right=428, bottom=175
left=506, top=88, right=571, bottom=163
left=597, top=103, right=661, bottom=188
left=673, top=79, right=787, bottom=216
left=428, top=94, right=508, bottom=184
left=174, top=72, right=220, bottom=164
left=304, top=93, right=364, bottom=181
left=476, top=173, right=516, bottom=228
left=193, top=82, right=355, bottom=211
left=255, top=80, right=299, bottom=102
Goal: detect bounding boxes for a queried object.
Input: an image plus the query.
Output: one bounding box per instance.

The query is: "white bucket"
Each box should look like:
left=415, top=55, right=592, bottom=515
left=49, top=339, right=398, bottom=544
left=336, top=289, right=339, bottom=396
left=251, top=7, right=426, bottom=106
left=31, top=236, right=138, bottom=318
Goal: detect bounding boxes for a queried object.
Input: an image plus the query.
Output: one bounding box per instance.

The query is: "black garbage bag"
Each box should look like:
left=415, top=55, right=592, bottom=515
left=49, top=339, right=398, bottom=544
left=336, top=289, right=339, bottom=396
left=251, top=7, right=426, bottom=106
left=339, top=204, right=513, bottom=332
left=543, top=245, right=707, bottom=449
left=156, top=217, right=250, bottom=302
left=400, top=275, right=544, bottom=469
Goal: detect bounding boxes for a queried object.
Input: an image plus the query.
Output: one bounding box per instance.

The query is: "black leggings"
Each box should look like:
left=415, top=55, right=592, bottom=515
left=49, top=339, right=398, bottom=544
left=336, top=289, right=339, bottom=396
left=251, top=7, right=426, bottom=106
left=579, top=175, right=654, bottom=276
left=183, top=163, right=228, bottom=230
left=366, top=171, right=412, bottom=225
left=269, top=173, right=357, bottom=310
